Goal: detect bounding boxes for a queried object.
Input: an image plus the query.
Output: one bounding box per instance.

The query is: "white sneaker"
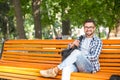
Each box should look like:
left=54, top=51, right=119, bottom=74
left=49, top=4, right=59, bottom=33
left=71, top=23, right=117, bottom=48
left=40, top=68, right=57, bottom=78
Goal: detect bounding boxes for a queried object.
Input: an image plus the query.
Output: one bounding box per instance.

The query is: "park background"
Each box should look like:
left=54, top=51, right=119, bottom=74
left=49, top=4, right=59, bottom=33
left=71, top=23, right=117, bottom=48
left=0, top=0, right=120, bottom=41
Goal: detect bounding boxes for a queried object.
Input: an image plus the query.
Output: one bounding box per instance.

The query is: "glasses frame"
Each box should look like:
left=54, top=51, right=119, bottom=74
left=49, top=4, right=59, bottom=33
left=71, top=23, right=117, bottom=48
left=84, top=26, right=95, bottom=29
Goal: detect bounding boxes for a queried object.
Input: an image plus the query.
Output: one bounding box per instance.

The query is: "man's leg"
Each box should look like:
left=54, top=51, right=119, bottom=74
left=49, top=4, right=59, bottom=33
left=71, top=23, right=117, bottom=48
left=58, top=49, right=81, bottom=70
left=61, top=64, right=78, bottom=80
left=40, top=49, right=93, bottom=78
left=59, top=49, right=93, bottom=80
left=40, top=49, right=80, bottom=78
left=75, top=53, right=93, bottom=73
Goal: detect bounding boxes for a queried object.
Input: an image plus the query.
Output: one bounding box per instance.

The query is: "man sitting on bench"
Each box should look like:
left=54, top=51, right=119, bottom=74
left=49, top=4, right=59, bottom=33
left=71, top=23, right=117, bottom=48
left=40, top=19, right=102, bottom=80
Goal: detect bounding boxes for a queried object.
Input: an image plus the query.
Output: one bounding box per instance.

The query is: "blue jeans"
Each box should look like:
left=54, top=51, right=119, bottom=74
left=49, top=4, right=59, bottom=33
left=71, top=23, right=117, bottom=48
left=58, top=49, right=93, bottom=80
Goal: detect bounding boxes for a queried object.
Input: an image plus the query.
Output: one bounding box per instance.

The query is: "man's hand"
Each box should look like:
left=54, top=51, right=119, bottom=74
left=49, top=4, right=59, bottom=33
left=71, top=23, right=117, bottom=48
left=69, top=40, right=80, bottom=48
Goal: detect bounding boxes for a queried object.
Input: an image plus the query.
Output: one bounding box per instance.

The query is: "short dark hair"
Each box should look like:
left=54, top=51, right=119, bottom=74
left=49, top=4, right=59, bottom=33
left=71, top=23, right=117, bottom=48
left=83, top=19, right=96, bottom=26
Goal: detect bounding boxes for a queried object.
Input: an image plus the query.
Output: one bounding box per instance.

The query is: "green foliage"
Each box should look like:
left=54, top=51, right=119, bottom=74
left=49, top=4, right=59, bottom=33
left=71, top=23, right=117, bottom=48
left=0, top=0, right=119, bottom=39
left=21, top=0, right=32, bottom=17
left=114, top=0, right=120, bottom=20
left=0, top=0, right=16, bottom=39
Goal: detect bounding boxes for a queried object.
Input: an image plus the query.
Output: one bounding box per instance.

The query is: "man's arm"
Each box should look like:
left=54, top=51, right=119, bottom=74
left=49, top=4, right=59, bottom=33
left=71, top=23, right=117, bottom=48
left=68, top=40, right=80, bottom=49
left=68, top=35, right=83, bottom=49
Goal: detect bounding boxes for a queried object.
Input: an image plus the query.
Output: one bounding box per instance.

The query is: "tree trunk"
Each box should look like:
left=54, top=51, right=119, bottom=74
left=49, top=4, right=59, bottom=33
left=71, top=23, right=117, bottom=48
left=32, top=0, right=42, bottom=39
left=106, top=28, right=110, bottom=39
left=12, top=0, right=26, bottom=39
left=62, top=19, right=71, bottom=39
left=116, top=20, right=120, bottom=38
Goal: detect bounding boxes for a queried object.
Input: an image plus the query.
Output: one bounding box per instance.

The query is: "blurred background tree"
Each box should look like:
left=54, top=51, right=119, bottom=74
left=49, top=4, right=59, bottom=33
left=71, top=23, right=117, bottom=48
left=0, top=0, right=119, bottom=40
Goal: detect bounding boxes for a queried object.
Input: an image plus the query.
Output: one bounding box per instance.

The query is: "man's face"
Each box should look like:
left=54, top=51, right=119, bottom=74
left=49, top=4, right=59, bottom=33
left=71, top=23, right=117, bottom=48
left=84, top=22, right=96, bottom=37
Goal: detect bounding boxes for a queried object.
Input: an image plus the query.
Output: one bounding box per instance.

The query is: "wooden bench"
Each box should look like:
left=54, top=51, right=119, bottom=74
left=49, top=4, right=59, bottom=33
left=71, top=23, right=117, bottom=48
left=0, top=39, right=120, bottom=80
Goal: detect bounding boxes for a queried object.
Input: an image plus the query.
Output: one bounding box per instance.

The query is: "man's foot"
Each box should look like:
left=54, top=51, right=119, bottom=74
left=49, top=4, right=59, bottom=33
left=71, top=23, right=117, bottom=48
left=40, top=68, right=58, bottom=78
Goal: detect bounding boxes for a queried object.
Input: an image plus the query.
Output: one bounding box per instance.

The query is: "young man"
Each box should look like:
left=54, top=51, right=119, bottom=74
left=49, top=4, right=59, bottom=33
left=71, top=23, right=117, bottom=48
left=40, top=19, right=102, bottom=80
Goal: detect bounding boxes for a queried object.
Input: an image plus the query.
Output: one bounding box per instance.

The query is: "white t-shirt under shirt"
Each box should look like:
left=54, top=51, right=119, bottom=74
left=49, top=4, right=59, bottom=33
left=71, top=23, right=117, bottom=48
left=80, top=38, right=92, bottom=56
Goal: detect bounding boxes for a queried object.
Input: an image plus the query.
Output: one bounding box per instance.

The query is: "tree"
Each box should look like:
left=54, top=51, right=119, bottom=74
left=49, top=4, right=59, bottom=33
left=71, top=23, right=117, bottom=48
left=0, top=1, right=9, bottom=39
left=32, top=0, right=42, bottom=39
left=61, top=0, right=71, bottom=38
left=0, top=0, right=119, bottom=39
left=0, top=0, right=16, bottom=39
left=114, top=0, right=120, bottom=38
left=12, top=0, right=26, bottom=39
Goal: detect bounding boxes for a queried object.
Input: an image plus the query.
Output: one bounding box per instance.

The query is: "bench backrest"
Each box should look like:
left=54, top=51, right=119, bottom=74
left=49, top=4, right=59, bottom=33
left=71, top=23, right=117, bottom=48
left=100, top=40, right=120, bottom=73
left=1, top=39, right=120, bottom=73
left=2, top=40, right=71, bottom=54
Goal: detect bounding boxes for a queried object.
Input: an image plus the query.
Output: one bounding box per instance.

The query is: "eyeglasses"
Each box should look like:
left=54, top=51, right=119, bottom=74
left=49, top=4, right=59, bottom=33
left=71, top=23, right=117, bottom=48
left=84, top=26, right=95, bottom=29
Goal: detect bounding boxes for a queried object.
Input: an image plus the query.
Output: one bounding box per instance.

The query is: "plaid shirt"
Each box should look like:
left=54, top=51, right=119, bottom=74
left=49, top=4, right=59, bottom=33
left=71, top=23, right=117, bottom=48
left=79, top=35, right=102, bottom=73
